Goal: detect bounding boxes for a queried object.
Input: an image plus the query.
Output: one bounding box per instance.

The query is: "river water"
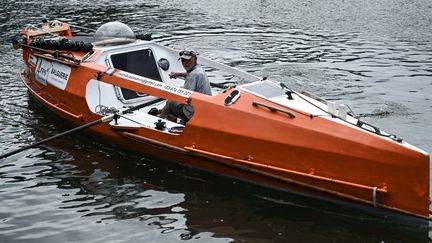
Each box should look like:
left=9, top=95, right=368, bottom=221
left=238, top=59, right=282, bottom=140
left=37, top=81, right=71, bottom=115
left=0, top=0, right=431, bottom=242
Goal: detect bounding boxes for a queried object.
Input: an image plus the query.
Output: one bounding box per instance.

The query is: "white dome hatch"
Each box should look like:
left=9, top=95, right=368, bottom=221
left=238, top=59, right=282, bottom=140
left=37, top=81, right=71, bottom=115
left=93, top=21, right=136, bottom=46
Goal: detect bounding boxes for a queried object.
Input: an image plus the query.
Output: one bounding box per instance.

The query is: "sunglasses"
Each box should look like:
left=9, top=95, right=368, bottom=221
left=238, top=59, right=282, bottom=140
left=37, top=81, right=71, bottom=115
left=179, top=50, right=197, bottom=56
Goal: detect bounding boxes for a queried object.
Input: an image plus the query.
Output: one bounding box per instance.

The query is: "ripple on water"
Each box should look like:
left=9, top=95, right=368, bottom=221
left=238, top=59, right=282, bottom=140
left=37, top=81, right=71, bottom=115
left=0, top=0, right=431, bottom=242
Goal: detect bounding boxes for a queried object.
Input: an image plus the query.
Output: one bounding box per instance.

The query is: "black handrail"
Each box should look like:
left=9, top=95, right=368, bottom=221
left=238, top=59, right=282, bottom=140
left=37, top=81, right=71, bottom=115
left=252, top=101, right=295, bottom=118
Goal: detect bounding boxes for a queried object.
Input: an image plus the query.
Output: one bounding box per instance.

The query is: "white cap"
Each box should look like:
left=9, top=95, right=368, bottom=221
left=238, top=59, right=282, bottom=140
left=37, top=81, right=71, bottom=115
left=179, top=49, right=198, bottom=60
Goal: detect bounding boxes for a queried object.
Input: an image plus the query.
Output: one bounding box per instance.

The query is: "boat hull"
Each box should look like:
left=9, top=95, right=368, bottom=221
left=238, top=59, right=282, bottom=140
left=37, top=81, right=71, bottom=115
left=19, top=69, right=430, bottom=219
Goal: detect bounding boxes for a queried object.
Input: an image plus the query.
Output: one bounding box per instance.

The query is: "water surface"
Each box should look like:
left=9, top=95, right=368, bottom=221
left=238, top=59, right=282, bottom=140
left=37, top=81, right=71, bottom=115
left=1, top=0, right=431, bottom=242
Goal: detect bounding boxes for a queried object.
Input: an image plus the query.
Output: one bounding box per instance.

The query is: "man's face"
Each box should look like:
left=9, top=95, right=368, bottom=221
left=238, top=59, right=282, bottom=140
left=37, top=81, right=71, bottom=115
left=181, top=56, right=196, bottom=71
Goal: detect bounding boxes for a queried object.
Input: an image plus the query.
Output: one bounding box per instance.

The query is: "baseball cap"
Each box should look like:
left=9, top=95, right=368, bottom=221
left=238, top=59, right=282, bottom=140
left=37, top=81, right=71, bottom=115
left=178, top=49, right=198, bottom=60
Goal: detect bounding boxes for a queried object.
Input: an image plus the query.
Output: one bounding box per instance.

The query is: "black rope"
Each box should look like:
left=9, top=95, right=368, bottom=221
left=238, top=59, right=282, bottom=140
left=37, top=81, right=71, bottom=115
left=279, top=82, right=402, bottom=142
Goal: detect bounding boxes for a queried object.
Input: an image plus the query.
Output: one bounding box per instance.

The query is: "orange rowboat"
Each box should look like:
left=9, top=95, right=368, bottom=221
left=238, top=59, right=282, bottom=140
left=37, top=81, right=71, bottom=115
left=12, top=21, right=430, bottom=219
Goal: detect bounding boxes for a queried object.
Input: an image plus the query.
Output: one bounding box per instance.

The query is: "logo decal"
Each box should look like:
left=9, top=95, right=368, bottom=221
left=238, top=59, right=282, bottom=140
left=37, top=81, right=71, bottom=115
left=47, top=62, right=71, bottom=90
left=35, top=59, right=71, bottom=90
left=35, top=58, right=50, bottom=85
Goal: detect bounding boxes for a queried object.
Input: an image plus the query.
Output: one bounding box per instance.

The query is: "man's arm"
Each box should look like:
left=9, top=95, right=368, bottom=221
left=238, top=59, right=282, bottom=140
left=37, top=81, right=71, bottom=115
left=169, top=72, right=187, bottom=79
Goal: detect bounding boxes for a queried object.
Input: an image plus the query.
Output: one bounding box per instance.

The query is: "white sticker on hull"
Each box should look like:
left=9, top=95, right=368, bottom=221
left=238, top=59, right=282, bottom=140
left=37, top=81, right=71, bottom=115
left=28, top=55, right=37, bottom=67
left=35, top=58, right=50, bottom=85
left=118, top=71, right=193, bottom=98
left=47, top=62, right=71, bottom=90
left=35, top=59, right=71, bottom=90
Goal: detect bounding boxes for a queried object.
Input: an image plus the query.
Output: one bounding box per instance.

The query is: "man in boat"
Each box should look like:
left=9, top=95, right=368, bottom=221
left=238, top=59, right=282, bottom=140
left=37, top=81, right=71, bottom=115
left=158, top=49, right=211, bottom=122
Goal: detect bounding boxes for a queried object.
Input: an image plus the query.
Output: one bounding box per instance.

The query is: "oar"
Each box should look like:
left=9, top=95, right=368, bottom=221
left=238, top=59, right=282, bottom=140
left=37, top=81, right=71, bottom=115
left=0, top=98, right=164, bottom=160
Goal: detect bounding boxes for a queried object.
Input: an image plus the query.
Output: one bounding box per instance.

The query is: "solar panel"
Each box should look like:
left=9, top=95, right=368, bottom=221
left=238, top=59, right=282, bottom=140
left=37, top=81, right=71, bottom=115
left=242, top=82, right=285, bottom=98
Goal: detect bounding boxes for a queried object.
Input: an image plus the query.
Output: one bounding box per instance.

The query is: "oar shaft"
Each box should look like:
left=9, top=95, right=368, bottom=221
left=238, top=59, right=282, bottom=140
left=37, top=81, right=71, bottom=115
left=0, top=119, right=103, bottom=160
left=0, top=98, right=164, bottom=160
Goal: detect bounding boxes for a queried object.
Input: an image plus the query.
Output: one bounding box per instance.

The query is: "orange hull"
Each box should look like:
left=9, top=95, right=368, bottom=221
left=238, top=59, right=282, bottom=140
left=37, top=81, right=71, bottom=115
left=15, top=22, right=430, bottom=219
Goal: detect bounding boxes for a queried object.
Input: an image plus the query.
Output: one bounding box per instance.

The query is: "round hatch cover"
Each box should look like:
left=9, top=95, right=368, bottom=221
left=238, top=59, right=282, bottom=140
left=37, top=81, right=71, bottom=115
left=93, top=21, right=135, bottom=46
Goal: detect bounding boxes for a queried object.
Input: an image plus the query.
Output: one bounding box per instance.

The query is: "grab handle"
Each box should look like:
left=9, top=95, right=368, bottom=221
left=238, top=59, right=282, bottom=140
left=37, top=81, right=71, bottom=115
left=252, top=101, right=295, bottom=118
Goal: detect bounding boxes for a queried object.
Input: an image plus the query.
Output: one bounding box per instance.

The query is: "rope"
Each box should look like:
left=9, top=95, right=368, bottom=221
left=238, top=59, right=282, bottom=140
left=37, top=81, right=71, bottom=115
left=279, top=82, right=403, bottom=142
left=118, top=115, right=146, bottom=127
left=279, top=82, right=331, bottom=118
left=94, top=105, right=119, bottom=115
